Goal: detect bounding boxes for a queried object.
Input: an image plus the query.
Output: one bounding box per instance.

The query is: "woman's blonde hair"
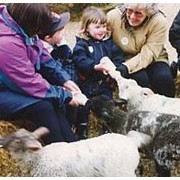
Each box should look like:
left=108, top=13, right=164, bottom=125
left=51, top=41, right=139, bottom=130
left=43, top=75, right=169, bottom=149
left=124, top=3, right=159, bottom=17
left=79, top=6, right=108, bottom=39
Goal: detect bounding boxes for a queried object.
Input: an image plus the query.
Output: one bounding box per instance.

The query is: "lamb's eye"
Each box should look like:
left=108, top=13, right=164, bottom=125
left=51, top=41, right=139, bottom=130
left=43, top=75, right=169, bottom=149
left=143, top=92, right=148, bottom=96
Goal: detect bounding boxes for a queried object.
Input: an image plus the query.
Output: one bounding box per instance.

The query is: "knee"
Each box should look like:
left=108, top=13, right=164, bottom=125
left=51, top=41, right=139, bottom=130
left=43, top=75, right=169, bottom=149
left=152, top=74, right=175, bottom=97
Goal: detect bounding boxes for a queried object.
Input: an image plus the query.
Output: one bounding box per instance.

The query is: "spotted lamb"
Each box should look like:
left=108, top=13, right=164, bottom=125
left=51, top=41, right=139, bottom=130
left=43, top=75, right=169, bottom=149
left=87, top=95, right=180, bottom=177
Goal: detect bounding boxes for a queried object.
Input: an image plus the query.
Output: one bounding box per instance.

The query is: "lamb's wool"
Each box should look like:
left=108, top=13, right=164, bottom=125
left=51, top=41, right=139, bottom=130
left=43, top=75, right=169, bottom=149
left=88, top=95, right=180, bottom=176
left=99, top=60, right=180, bottom=116
left=0, top=128, right=150, bottom=177
left=111, top=71, right=180, bottom=116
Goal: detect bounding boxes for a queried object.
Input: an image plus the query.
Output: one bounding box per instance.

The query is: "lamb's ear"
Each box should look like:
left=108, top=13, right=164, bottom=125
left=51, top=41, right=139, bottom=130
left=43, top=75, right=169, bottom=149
left=32, top=127, right=50, bottom=139
left=26, top=141, right=42, bottom=151
left=141, top=88, right=154, bottom=97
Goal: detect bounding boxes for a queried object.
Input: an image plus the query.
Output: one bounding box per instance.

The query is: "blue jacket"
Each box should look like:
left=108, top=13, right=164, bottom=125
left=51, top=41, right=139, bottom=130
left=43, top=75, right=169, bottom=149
left=50, top=44, right=78, bottom=83
left=73, top=36, right=124, bottom=81
left=73, top=36, right=124, bottom=98
left=0, top=5, right=72, bottom=118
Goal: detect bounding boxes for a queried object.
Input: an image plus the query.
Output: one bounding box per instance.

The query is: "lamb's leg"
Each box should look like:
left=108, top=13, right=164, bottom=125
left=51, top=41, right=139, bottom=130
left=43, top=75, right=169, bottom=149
left=155, top=161, right=171, bottom=177
left=153, top=146, right=173, bottom=177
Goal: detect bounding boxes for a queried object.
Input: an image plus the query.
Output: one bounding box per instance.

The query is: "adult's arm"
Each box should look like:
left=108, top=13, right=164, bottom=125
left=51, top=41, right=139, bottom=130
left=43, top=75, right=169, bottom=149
left=124, top=14, right=168, bottom=73
left=0, top=39, right=73, bottom=107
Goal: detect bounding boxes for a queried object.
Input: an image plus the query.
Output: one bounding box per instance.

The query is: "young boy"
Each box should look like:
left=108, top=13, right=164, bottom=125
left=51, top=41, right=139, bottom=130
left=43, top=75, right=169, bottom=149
left=39, top=12, right=78, bottom=83
left=39, top=12, right=78, bottom=129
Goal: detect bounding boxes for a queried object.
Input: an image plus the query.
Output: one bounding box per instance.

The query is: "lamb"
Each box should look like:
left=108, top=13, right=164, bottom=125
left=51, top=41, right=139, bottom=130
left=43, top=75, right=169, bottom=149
left=96, top=57, right=180, bottom=116
left=87, top=95, right=180, bottom=177
left=0, top=127, right=151, bottom=177
left=116, top=76, right=180, bottom=116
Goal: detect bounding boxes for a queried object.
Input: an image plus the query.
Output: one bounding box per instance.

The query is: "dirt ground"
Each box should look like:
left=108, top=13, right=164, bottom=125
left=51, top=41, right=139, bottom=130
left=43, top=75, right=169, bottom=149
left=65, top=3, right=180, bottom=62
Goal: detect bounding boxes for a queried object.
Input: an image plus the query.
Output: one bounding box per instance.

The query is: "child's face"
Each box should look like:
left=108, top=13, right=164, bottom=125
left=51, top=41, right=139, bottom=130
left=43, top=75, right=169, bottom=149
left=48, top=27, right=65, bottom=45
left=87, top=20, right=107, bottom=41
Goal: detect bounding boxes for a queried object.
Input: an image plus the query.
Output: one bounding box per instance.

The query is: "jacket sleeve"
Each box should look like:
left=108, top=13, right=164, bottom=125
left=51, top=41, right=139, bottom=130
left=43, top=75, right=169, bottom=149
left=0, top=39, right=72, bottom=107
left=169, top=10, right=180, bottom=56
left=110, top=39, right=125, bottom=67
left=51, top=44, right=72, bottom=60
left=40, top=57, right=71, bottom=86
left=73, top=40, right=96, bottom=73
left=124, top=14, right=168, bottom=74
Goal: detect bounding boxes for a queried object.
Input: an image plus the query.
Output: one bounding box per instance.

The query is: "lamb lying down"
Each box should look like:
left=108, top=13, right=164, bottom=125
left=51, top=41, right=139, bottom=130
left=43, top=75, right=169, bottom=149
left=87, top=95, right=180, bottom=177
left=0, top=127, right=151, bottom=177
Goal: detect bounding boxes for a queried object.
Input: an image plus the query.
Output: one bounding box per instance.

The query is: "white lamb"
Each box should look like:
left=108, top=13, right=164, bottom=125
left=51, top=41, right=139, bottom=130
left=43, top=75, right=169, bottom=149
left=0, top=127, right=151, bottom=177
left=116, top=77, right=180, bottom=116
left=97, top=57, right=180, bottom=115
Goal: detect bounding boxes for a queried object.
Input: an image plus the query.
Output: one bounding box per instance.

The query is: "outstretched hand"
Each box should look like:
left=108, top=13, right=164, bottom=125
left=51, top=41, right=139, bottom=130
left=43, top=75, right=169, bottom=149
left=95, top=56, right=116, bottom=74
left=63, top=80, right=81, bottom=94
left=94, top=57, right=122, bottom=80
left=68, top=93, right=88, bottom=107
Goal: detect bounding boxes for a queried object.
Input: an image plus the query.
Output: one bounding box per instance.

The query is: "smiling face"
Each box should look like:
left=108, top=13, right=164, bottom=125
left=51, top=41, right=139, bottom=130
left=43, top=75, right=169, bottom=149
left=87, top=20, right=107, bottom=40
left=125, top=4, right=147, bottom=27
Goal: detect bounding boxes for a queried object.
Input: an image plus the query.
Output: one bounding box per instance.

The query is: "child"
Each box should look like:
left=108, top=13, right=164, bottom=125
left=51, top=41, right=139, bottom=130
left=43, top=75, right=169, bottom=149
left=73, top=6, right=125, bottom=139
left=39, top=12, right=78, bottom=83
left=39, top=12, right=78, bottom=128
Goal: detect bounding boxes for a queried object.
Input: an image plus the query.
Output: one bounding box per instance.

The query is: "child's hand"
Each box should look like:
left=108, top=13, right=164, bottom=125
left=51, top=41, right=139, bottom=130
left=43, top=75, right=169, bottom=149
left=63, top=80, right=81, bottom=94
left=95, top=56, right=117, bottom=76
left=68, top=93, right=88, bottom=107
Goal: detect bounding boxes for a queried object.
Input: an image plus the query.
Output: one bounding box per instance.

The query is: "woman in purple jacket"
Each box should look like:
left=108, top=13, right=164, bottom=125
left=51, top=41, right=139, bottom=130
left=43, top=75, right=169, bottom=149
left=0, top=4, right=85, bottom=144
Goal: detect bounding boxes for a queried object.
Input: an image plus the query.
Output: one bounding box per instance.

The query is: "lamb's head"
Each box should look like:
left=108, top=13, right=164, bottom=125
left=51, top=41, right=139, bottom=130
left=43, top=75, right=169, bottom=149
left=0, top=127, right=49, bottom=157
left=86, top=95, right=127, bottom=132
left=87, top=95, right=116, bottom=122
left=87, top=95, right=125, bottom=123
left=117, top=78, right=154, bottom=109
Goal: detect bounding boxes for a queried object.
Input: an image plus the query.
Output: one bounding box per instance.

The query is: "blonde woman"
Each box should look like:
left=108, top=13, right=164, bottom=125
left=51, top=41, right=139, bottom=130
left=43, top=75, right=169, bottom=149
left=102, top=3, right=175, bottom=97
left=73, top=6, right=124, bottom=139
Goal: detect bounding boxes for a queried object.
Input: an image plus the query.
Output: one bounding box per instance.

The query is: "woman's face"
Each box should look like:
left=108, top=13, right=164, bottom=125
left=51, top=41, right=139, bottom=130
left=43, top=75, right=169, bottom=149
left=125, top=7, right=147, bottom=27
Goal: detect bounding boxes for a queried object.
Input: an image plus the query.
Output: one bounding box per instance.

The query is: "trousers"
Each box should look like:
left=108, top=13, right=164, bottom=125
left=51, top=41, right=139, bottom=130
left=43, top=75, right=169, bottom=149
left=10, top=100, right=78, bottom=144
left=130, top=62, right=175, bottom=97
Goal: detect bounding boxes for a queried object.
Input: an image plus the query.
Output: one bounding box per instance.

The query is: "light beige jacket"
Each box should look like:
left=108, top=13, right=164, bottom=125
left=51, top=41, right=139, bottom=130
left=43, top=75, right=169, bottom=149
left=107, top=7, right=169, bottom=74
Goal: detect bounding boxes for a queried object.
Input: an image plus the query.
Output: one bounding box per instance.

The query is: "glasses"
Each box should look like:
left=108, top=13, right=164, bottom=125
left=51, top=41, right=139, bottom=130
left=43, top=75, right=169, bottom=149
left=126, top=8, right=144, bottom=18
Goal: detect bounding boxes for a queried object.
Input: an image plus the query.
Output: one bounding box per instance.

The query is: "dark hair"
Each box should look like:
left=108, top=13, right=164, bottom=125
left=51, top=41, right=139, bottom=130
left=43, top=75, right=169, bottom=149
left=10, top=3, right=52, bottom=37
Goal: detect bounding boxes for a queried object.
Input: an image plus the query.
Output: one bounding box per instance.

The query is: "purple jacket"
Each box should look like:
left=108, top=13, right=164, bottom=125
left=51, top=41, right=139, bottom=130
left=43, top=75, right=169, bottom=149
left=0, top=5, right=72, bottom=118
